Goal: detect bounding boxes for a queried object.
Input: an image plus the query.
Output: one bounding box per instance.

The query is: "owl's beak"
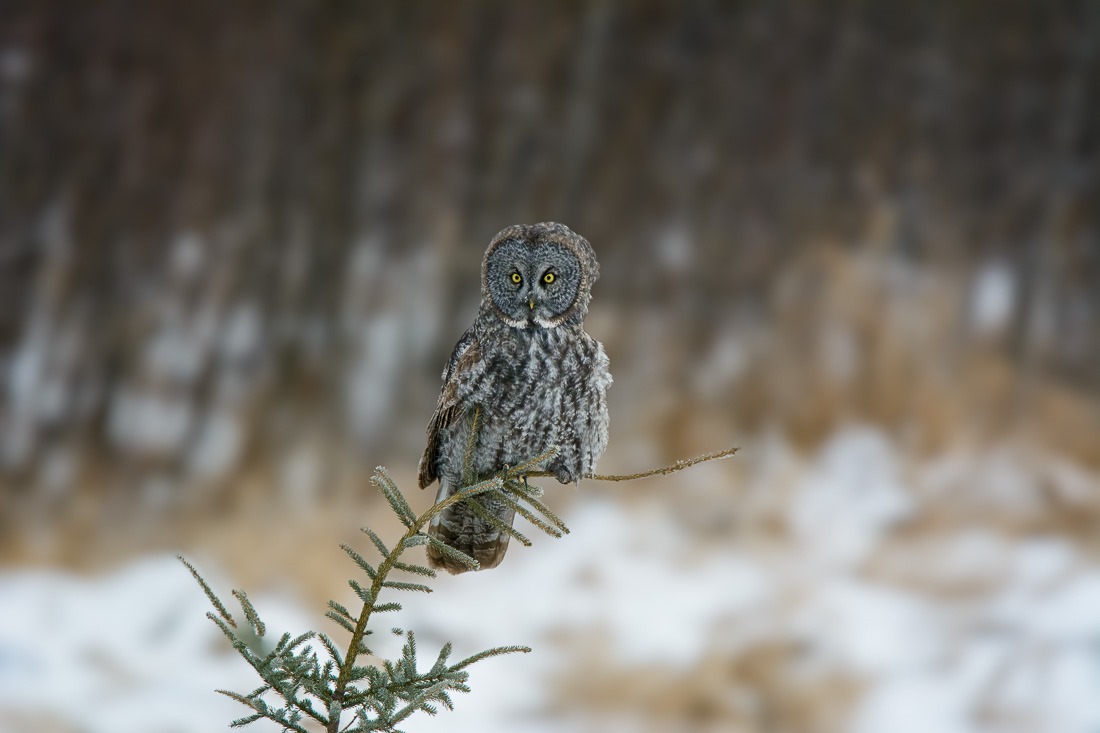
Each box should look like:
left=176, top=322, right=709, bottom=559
left=528, top=297, right=535, bottom=310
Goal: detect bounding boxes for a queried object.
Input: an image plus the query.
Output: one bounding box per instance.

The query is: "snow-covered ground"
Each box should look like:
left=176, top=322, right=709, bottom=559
left=2, top=427, right=1100, bottom=733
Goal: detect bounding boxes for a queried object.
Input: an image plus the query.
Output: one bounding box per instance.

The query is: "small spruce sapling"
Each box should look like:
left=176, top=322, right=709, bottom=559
left=181, top=435, right=735, bottom=732
left=180, top=446, right=569, bottom=733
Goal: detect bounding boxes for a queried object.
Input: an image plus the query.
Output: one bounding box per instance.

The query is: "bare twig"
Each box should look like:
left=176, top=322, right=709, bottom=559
left=526, top=446, right=739, bottom=483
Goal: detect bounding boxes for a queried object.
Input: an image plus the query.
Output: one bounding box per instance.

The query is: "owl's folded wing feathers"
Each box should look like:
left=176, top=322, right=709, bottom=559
left=417, top=329, right=481, bottom=489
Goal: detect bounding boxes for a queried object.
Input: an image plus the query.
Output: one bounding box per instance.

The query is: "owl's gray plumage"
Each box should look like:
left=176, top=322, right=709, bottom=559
left=418, top=222, right=611, bottom=573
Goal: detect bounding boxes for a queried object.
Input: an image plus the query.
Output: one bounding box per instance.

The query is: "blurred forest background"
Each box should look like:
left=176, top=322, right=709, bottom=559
left=1, top=2, right=1099, bottom=732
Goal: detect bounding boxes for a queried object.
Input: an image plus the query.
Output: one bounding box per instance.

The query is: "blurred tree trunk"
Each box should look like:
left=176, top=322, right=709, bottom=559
left=0, top=0, right=1096, bottom=510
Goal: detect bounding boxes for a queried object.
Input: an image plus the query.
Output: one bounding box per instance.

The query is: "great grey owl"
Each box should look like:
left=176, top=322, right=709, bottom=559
left=417, top=222, right=612, bottom=574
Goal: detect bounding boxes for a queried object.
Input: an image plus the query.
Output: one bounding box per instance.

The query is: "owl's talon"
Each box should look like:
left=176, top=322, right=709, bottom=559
left=552, top=464, right=578, bottom=485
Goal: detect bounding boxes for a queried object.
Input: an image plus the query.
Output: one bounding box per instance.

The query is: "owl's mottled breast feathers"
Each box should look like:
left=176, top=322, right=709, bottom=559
left=418, top=318, right=610, bottom=491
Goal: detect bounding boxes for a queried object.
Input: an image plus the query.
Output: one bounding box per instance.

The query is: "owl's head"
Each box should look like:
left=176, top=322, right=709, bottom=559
left=481, top=221, right=600, bottom=329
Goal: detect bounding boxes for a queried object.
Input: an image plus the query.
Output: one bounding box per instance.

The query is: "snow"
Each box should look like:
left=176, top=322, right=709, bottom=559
left=390, top=497, right=771, bottom=671
left=107, top=388, right=195, bottom=456
left=969, top=261, right=1016, bottom=336
left=186, top=409, right=244, bottom=481
left=0, top=557, right=315, bottom=733
left=790, top=428, right=915, bottom=568
left=218, top=303, right=264, bottom=364
left=2, top=427, right=1100, bottom=733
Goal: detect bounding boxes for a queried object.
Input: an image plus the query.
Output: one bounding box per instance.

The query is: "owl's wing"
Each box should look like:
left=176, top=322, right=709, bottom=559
left=418, top=328, right=482, bottom=489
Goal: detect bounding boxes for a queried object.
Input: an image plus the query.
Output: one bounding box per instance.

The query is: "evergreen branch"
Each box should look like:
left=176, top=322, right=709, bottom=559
left=327, top=464, right=534, bottom=729
left=502, top=447, right=560, bottom=479
left=371, top=602, right=402, bottom=613
left=341, top=665, right=480, bottom=713
left=217, top=689, right=264, bottom=712
left=505, top=488, right=570, bottom=534
left=229, top=712, right=264, bottom=727
left=465, top=494, right=533, bottom=547
left=400, top=630, right=418, bottom=671
left=390, top=559, right=437, bottom=578
left=360, top=528, right=391, bottom=559
left=178, top=556, right=235, bottom=627
left=348, top=579, right=373, bottom=605
left=327, top=600, right=354, bottom=623
left=233, top=589, right=266, bottom=637
left=381, top=580, right=433, bottom=593
left=424, top=534, right=480, bottom=571
left=504, top=495, right=565, bottom=538
left=341, top=544, right=377, bottom=579
left=370, top=468, right=418, bottom=527
left=208, top=613, right=255, bottom=663
left=430, top=642, right=453, bottom=674
left=272, top=632, right=292, bottom=653
left=217, top=689, right=316, bottom=732
left=448, top=474, right=505, bottom=502
left=378, top=680, right=453, bottom=728
left=451, top=645, right=532, bottom=670
left=285, top=631, right=317, bottom=652
left=318, top=633, right=345, bottom=668
left=325, top=611, right=356, bottom=635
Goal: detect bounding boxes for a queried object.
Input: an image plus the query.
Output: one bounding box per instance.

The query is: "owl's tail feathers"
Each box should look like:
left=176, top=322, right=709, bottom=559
left=426, top=479, right=515, bottom=574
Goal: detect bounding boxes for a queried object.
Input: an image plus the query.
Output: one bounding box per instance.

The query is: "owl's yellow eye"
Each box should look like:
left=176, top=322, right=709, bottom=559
left=542, top=272, right=555, bottom=284
left=510, top=272, right=522, bottom=284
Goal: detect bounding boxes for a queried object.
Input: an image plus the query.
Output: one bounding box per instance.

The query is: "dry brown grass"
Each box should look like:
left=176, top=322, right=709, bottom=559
left=715, top=245, right=1100, bottom=467
left=550, top=628, right=863, bottom=733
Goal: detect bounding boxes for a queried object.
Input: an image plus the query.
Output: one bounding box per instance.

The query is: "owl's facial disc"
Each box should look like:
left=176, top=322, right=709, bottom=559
left=486, top=239, right=581, bottom=329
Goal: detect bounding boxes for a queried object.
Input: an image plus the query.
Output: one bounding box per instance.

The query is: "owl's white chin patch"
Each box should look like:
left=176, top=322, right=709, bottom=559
left=533, top=316, right=562, bottom=329
left=501, top=315, right=529, bottom=329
